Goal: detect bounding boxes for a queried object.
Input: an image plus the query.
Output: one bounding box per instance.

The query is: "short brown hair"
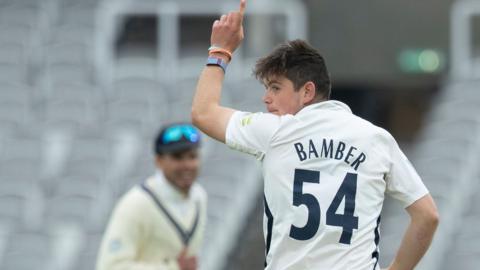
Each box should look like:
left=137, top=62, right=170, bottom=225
left=254, top=39, right=331, bottom=101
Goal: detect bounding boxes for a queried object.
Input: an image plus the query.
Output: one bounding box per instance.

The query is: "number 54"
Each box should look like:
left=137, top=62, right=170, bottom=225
left=289, top=169, right=359, bottom=244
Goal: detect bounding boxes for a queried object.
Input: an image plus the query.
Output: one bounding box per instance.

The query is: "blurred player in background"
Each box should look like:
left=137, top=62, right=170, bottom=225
left=191, top=0, right=439, bottom=269
left=97, top=123, right=207, bottom=270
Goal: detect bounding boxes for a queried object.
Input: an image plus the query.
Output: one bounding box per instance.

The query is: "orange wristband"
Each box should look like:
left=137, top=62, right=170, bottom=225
left=208, top=46, right=233, bottom=61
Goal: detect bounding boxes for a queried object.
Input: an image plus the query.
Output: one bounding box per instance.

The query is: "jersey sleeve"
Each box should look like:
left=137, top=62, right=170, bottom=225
left=384, top=136, right=429, bottom=208
left=225, top=111, right=281, bottom=160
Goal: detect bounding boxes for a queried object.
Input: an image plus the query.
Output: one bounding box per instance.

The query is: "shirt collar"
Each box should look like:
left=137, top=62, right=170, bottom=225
left=296, top=100, right=352, bottom=115
left=154, top=170, right=190, bottom=201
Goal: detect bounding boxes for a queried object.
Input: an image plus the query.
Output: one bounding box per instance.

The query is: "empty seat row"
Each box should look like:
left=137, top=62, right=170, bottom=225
left=0, top=225, right=101, bottom=270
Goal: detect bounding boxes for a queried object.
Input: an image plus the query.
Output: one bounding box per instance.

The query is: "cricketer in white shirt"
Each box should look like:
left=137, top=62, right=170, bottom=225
left=225, top=100, right=428, bottom=270
left=192, top=2, right=438, bottom=269
left=96, top=171, right=207, bottom=270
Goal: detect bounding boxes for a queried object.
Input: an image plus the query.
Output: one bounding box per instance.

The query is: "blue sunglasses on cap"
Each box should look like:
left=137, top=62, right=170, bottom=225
left=162, top=124, right=200, bottom=144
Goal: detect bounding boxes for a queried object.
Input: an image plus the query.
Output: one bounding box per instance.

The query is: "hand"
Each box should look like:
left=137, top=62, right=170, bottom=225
left=210, top=0, right=246, bottom=53
left=177, top=248, right=197, bottom=270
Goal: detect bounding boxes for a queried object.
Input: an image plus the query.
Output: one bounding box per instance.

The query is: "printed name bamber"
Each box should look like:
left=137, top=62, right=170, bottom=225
left=293, top=138, right=366, bottom=171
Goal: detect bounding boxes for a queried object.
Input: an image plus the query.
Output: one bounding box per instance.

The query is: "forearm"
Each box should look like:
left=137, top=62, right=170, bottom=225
left=191, top=54, right=235, bottom=142
left=192, top=58, right=226, bottom=119
left=191, top=1, right=245, bottom=142
left=388, top=197, right=439, bottom=270
left=389, top=220, right=437, bottom=269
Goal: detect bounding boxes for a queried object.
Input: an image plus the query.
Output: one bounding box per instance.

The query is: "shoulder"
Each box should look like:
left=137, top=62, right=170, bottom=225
left=113, top=183, right=154, bottom=219
left=371, top=124, right=396, bottom=144
left=373, top=126, right=398, bottom=152
left=364, top=125, right=399, bottom=167
left=345, top=115, right=397, bottom=161
left=348, top=112, right=394, bottom=143
left=229, top=111, right=284, bottom=128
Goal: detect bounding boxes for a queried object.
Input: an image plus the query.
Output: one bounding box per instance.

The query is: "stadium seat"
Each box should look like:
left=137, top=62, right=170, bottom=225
left=45, top=42, right=93, bottom=68
left=0, top=224, right=81, bottom=270
left=62, top=132, right=113, bottom=173
left=0, top=156, right=43, bottom=184
left=0, top=6, right=44, bottom=29
left=43, top=88, right=103, bottom=131
left=1, top=0, right=45, bottom=9
left=0, top=43, right=27, bottom=68
left=0, top=180, right=43, bottom=229
left=49, top=224, right=85, bottom=270
left=40, top=130, right=72, bottom=188
left=0, top=230, right=52, bottom=270
left=0, top=63, right=26, bottom=84
left=52, top=24, right=94, bottom=46
left=45, top=62, right=92, bottom=84
left=106, top=131, right=143, bottom=192
left=105, top=78, right=169, bottom=135
left=70, top=231, right=104, bottom=270
left=0, top=84, right=34, bottom=131
left=58, top=6, right=97, bottom=28
left=223, top=80, right=266, bottom=112
left=109, top=77, right=166, bottom=99
left=45, top=174, right=111, bottom=230
left=42, top=80, right=103, bottom=101
left=107, top=98, right=166, bottom=136
left=118, top=146, right=156, bottom=196
left=59, top=0, right=100, bottom=9
left=114, top=57, right=160, bottom=81
left=0, top=23, right=36, bottom=52
left=0, top=132, right=43, bottom=162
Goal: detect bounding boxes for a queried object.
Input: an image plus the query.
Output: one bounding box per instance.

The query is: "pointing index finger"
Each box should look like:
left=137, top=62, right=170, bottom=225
left=239, top=0, right=246, bottom=16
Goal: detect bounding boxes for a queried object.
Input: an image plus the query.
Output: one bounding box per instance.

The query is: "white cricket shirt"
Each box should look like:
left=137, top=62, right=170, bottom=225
left=226, top=100, right=428, bottom=270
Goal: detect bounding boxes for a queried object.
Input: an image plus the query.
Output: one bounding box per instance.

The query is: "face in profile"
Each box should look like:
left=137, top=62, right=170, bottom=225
left=156, top=148, right=200, bottom=195
left=262, top=75, right=305, bottom=116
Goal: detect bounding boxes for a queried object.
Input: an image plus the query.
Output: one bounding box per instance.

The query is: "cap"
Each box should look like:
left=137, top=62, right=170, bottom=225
left=155, top=123, right=201, bottom=155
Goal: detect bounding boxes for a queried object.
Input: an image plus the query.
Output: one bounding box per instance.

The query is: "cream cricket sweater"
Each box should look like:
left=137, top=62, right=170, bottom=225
left=96, top=172, right=207, bottom=270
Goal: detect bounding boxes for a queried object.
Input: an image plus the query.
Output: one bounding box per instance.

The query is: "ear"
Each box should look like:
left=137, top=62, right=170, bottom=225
left=155, top=155, right=164, bottom=169
left=302, top=81, right=316, bottom=104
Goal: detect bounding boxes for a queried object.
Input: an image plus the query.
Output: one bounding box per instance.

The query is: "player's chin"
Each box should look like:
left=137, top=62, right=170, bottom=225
left=268, top=109, right=280, bottom=115
left=175, top=177, right=195, bottom=191
left=177, top=173, right=196, bottom=185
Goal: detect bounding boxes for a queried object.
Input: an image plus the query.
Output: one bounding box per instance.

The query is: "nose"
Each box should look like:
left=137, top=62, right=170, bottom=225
left=263, top=90, right=272, bottom=104
left=181, top=157, right=199, bottom=171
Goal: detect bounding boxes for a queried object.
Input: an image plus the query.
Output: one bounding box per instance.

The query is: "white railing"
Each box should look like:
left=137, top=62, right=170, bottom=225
left=95, top=0, right=307, bottom=87
left=451, top=0, right=480, bottom=79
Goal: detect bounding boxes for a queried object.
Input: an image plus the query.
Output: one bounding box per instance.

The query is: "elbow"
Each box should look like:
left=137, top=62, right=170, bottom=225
left=418, top=207, right=440, bottom=231
left=410, top=195, right=440, bottom=230
left=191, top=103, right=219, bottom=129
left=422, top=209, right=440, bottom=242
left=428, top=209, right=440, bottom=229
left=191, top=107, right=206, bottom=128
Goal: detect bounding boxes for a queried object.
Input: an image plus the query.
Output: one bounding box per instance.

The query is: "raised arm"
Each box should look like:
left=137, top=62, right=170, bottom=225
left=385, top=194, right=439, bottom=270
left=191, top=0, right=246, bottom=143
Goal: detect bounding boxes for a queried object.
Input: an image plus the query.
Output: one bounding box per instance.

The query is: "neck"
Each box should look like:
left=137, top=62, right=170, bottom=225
left=177, top=186, right=190, bottom=197
left=157, top=171, right=191, bottom=198
left=167, top=179, right=190, bottom=197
